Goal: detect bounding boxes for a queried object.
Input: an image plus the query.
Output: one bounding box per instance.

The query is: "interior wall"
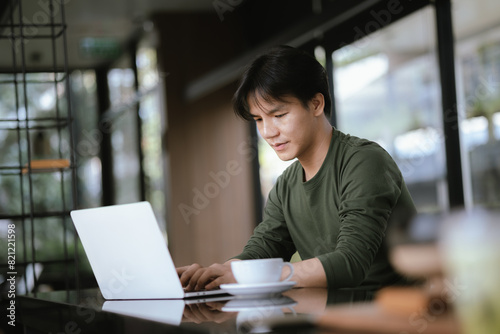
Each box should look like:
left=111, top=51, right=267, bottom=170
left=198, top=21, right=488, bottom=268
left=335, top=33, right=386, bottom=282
left=153, top=13, right=256, bottom=266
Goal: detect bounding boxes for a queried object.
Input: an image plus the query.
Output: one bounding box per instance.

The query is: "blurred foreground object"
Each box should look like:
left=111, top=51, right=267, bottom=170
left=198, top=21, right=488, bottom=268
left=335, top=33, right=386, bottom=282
left=316, top=301, right=460, bottom=334
left=440, top=208, right=500, bottom=334
left=388, top=213, right=444, bottom=279
left=313, top=212, right=462, bottom=333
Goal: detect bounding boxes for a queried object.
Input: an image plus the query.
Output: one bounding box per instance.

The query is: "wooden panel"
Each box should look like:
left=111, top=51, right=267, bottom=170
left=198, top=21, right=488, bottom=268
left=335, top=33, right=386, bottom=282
left=154, top=13, right=255, bottom=266
left=167, top=86, right=256, bottom=266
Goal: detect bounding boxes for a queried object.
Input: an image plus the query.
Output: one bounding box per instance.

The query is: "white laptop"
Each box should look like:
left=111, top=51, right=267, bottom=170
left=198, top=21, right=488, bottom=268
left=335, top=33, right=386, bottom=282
left=70, top=201, right=228, bottom=300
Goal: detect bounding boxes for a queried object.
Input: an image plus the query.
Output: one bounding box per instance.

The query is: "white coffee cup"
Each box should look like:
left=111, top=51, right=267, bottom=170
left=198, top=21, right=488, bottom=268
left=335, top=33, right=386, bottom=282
left=231, top=258, right=294, bottom=285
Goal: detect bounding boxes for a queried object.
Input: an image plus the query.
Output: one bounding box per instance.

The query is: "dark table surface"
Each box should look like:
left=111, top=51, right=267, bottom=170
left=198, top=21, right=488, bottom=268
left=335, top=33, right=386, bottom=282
left=3, top=287, right=377, bottom=334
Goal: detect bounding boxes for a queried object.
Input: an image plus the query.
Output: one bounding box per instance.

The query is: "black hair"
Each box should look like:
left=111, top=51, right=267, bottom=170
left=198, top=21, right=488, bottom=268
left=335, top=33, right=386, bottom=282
left=233, top=45, right=331, bottom=121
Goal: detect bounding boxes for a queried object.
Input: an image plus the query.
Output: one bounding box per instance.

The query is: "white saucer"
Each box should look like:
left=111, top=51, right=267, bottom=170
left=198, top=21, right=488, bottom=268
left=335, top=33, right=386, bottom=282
left=220, top=281, right=296, bottom=297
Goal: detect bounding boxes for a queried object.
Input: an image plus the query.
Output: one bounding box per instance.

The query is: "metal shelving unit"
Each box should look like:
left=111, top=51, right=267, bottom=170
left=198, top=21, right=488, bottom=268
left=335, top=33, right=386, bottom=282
left=0, top=0, right=78, bottom=293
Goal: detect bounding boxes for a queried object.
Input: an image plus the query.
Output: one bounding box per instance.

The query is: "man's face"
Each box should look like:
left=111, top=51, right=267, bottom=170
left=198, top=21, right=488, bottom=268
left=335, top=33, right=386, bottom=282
left=248, top=94, right=321, bottom=162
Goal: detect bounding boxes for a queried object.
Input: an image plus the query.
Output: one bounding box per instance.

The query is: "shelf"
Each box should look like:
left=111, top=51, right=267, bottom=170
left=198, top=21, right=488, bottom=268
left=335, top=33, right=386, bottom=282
left=21, top=159, right=71, bottom=174
left=0, top=159, right=72, bottom=175
left=0, top=164, right=74, bottom=176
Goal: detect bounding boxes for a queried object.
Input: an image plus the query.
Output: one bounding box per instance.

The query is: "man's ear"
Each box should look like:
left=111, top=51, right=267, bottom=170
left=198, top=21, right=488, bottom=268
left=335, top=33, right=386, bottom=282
left=310, top=93, right=325, bottom=116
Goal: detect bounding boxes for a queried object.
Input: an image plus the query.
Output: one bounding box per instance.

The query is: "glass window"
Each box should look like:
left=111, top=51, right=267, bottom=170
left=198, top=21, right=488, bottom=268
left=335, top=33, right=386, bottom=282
left=136, top=41, right=167, bottom=232
left=107, top=67, right=141, bottom=205
left=453, top=0, right=500, bottom=208
left=332, top=6, right=447, bottom=214
left=70, top=70, right=101, bottom=209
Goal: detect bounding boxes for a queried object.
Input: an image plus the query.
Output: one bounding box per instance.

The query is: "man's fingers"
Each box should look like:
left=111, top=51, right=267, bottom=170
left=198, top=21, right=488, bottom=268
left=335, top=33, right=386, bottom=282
left=196, top=264, right=234, bottom=290
left=195, top=271, right=217, bottom=290
left=195, top=265, right=224, bottom=290
left=178, top=263, right=233, bottom=291
left=204, top=276, right=223, bottom=291
left=187, top=267, right=208, bottom=291
left=178, top=263, right=202, bottom=288
left=176, top=265, right=190, bottom=276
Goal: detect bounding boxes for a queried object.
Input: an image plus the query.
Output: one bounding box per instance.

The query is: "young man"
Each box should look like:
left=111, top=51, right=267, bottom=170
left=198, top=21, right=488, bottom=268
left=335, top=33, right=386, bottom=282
left=177, top=45, right=416, bottom=291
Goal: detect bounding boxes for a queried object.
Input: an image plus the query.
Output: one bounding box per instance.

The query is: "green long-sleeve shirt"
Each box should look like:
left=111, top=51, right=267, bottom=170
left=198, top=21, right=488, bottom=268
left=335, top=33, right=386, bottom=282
left=234, top=128, right=416, bottom=289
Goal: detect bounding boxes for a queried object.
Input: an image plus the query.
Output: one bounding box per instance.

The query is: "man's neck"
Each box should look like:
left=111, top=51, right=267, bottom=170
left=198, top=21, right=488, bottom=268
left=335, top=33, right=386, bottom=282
left=300, top=122, right=333, bottom=182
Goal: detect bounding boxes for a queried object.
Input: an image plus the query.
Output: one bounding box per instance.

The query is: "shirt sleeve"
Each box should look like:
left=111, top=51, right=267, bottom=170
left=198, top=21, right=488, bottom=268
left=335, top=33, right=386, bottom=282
left=232, top=177, right=297, bottom=261
left=318, top=145, right=403, bottom=288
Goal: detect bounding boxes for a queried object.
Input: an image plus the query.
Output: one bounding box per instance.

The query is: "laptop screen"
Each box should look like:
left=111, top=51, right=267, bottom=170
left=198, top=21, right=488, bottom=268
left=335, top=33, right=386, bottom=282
left=71, top=202, right=185, bottom=299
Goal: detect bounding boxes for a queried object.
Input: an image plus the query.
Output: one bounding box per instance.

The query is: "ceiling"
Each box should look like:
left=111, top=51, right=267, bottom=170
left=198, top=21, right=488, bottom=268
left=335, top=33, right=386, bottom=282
left=1, top=0, right=500, bottom=72
left=0, top=0, right=214, bottom=70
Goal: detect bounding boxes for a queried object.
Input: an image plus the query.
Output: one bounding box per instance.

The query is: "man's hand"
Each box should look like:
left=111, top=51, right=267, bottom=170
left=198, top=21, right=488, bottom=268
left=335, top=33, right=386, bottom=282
left=283, top=258, right=327, bottom=288
left=176, top=262, right=237, bottom=291
left=177, top=263, right=203, bottom=291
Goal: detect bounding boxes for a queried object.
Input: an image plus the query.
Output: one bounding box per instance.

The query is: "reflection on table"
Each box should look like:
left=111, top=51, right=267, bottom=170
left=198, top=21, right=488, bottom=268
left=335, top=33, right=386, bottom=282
left=14, top=287, right=376, bottom=334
